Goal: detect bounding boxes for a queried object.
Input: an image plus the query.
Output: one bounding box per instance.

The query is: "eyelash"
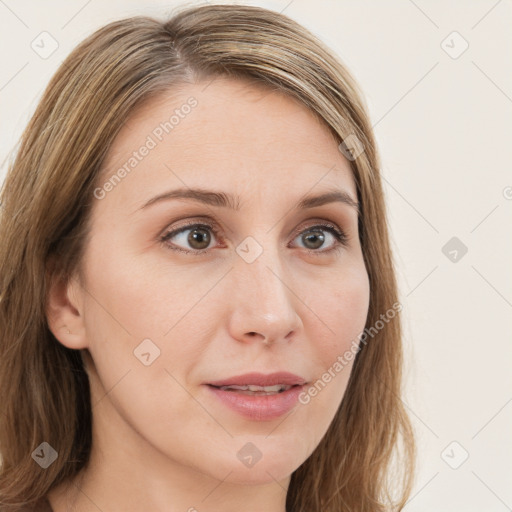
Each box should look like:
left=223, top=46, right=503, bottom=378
left=159, top=219, right=349, bottom=256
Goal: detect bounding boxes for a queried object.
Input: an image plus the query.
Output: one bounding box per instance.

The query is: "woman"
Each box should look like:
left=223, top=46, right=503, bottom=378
left=0, top=4, right=414, bottom=511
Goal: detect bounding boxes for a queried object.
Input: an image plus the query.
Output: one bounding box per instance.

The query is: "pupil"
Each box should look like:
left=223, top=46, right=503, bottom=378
left=189, top=228, right=211, bottom=249
left=304, top=231, right=324, bottom=249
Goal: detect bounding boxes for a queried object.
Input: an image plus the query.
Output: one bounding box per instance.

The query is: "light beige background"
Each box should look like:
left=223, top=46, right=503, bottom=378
left=1, top=1, right=511, bottom=510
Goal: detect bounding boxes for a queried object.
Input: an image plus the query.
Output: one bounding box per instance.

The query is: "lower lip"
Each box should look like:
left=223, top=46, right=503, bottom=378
left=205, top=384, right=305, bottom=421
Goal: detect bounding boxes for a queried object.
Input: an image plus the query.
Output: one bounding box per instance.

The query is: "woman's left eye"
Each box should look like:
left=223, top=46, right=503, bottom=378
left=159, top=221, right=348, bottom=255
left=291, top=223, right=348, bottom=254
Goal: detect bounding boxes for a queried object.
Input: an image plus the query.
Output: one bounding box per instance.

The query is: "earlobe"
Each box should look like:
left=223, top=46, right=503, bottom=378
left=45, top=263, right=88, bottom=350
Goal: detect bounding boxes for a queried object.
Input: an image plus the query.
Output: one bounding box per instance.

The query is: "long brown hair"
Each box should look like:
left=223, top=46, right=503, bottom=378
left=0, top=4, right=414, bottom=511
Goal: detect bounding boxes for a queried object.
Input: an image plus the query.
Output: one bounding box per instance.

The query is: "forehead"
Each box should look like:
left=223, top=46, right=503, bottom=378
left=98, top=77, right=357, bottom=210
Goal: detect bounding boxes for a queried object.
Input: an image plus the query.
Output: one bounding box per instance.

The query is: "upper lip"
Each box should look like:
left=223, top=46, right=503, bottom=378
left=207, top=372, right=307, bottom=387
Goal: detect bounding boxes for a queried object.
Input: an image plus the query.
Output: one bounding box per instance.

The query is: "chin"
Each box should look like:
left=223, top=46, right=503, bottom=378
left=210, top=445, right=302, bottom=486
left=223, top=463, right=296, bottom=486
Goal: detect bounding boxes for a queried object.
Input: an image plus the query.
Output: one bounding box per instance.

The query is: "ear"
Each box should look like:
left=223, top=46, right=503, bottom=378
left=45, top=257, right=88, bottom=350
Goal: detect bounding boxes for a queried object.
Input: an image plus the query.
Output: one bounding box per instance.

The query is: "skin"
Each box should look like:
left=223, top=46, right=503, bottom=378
left=46, top=77, right=370, bottom=512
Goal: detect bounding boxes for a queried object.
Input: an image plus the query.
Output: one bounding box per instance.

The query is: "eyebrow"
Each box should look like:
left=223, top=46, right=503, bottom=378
left=137, top=187, right=360, bottom=215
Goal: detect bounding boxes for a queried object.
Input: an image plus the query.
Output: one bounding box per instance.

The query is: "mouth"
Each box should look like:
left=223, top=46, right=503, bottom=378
left=207, top=383, right=300, bottom=395
left=203, top=372, right=308, bottom=421
left=206, top=371, right=306, bottom=389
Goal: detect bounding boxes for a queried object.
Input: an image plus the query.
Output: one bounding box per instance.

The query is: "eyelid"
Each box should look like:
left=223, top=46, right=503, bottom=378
left=290, top=219, right=347, bottom=241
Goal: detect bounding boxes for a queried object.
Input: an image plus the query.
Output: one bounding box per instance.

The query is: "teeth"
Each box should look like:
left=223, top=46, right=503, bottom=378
left=219, top=384, right=292, bottom=393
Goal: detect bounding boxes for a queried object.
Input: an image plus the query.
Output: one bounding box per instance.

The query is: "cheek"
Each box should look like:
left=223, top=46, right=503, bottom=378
left=296, top=263, right=369, bottom=422
left=310, top=264, right=370, bottom=366
left=84, top=235, right=213, bottom=339
left=80, top=247, right=211, bottom=437
left=81, top=241, right=223, bottom=390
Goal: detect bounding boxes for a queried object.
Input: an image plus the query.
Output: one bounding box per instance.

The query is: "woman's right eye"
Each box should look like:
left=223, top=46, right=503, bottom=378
left=160, top=223, right=220, bottom=254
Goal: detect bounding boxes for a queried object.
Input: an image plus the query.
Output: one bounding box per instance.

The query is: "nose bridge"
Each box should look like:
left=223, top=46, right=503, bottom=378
left=228, top=238, right=300, bottom=342
left=237, top=239, right=288, bottom=305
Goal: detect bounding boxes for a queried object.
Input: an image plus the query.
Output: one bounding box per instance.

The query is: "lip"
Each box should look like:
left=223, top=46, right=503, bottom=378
left=205, top=383, right=305, bottom=421
left=204, top=372, right=307, bottom=421
left=207, top=371, right=306, bottom=387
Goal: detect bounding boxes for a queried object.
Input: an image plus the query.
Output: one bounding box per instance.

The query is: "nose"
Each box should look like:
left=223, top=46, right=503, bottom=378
left=227, top=251, right=302, bottom=346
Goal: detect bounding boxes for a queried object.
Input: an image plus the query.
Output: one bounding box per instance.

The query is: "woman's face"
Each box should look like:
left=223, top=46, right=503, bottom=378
left=66, top=77, right=370, bottom=485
